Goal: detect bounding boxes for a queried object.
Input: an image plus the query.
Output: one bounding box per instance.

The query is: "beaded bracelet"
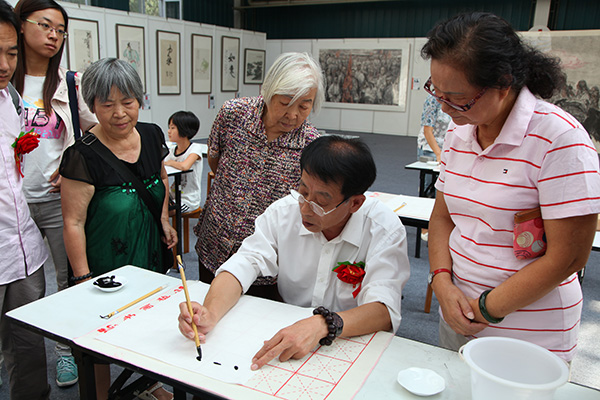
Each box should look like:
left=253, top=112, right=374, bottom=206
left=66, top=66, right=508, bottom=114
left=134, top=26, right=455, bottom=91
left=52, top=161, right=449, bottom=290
left=313, top=306, right=343, bottom=346
left=478, top=289, right=504, bottom=324
left=70, top=272, right=93, bottom=283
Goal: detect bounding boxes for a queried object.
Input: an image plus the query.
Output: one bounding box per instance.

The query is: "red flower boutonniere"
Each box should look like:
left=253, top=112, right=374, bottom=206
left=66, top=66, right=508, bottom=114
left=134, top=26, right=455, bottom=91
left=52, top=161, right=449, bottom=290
left=332, top=261, right=366, bottom=298
left=12, top=129, right=39, bottom=177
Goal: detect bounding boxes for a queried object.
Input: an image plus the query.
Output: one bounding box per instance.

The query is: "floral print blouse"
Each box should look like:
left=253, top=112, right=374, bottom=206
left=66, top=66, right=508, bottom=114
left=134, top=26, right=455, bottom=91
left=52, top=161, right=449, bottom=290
left=194, top=96, right=319, bottom=285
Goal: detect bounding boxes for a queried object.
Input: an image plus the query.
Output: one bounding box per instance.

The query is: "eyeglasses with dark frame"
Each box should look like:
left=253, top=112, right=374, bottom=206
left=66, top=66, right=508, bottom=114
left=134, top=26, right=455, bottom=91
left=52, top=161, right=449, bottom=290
left=25, top=19, right=68, bottom=39
left=290, top=189, right=349, bottom=217
left=424, top=77, right=487, bottom=112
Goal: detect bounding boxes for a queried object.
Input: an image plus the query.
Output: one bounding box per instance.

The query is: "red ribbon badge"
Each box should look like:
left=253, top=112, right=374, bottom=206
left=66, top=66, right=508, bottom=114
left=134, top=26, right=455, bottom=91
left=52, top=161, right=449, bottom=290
left=332, top=261, right=365, bottom=298
left=12, top=129, right=39, bottom=177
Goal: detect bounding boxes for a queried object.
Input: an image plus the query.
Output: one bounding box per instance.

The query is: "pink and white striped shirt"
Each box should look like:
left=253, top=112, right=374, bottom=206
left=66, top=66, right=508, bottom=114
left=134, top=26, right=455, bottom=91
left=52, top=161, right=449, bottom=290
left=436, top=87, right=600, bottom=361
left=0, top=87, right=47, bottom=285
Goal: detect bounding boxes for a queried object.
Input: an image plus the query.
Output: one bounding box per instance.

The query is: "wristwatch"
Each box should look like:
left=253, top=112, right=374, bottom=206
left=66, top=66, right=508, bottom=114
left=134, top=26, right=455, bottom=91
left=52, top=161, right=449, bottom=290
left=427, top=268, right=451, bottom=285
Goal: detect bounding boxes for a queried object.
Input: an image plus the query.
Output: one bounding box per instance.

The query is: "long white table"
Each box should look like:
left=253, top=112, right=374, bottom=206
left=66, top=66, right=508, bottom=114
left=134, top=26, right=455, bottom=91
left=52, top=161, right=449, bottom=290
left=405, top=161, right=440, bottom=198
left=368, top=191, right=440, bottom=312
left=367, top=191, right=434, bottom=258
left=7, top=266, right=599, bottom=400
left=356, top=337, right=600, bottom=399
left=404, top=161, right=440, bottom=257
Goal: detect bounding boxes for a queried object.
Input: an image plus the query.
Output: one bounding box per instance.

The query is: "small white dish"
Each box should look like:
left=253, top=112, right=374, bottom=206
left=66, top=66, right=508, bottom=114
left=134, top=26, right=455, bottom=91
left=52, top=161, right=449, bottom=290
left=93, top=275, right=127, bottom=293
left=426, top=161, right=439, bottom=166
left=397, top=367, right=445, bottom=396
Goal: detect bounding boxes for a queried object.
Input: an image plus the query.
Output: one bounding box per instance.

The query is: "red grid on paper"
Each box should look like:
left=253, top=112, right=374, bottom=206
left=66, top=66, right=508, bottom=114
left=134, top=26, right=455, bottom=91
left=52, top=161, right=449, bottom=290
left=244, top=333, right=376, bottom=400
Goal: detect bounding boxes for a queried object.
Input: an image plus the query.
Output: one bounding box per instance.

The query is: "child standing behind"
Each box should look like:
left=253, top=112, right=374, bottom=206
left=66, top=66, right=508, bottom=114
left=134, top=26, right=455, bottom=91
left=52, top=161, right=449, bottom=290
left=164, top=111, right=203, bottom=213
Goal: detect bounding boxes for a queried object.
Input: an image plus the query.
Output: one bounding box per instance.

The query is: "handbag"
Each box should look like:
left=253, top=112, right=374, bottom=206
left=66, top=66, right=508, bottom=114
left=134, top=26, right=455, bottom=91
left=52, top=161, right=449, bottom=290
left=513, top=207, right=547, bottom=260
left=81, top=133, right=174, bottom=272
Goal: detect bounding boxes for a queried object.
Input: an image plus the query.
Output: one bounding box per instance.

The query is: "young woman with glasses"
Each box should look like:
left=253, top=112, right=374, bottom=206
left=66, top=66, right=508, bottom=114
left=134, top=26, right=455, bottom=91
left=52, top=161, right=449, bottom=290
left=422, top=11, right=600, bottom=363
left=12, top=0, right=97, bottom=390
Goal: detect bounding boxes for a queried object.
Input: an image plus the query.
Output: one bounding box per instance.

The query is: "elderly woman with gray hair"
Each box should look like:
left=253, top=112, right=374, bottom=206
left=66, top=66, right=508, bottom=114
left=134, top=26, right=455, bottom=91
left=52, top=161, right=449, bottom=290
left=61, top=57, right=177, bottom=280
left=195, top=52, right=323, bottom=300
left=60, top=57, right=176, bottom=399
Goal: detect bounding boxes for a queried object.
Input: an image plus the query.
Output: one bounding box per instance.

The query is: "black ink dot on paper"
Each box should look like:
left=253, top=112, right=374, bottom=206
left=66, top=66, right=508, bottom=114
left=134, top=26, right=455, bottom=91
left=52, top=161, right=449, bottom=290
left=213, top=362, right=221, bottom=365
left=234, top=366, right=239, bottom=370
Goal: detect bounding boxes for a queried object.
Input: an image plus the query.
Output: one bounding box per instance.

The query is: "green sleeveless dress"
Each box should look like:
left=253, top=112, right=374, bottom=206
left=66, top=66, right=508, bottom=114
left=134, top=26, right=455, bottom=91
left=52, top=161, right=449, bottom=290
left=60, top=122, right=169, bottom=276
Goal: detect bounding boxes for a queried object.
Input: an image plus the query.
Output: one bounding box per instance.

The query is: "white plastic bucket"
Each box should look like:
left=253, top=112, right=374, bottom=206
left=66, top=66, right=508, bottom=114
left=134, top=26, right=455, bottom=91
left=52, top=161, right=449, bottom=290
left=459, top=337, right=569, bottom=400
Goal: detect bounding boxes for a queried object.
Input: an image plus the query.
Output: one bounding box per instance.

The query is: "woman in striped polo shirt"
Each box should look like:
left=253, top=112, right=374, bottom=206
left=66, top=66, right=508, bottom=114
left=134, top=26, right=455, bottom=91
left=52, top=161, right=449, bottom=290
left=422, top=11, right=600, bottom=362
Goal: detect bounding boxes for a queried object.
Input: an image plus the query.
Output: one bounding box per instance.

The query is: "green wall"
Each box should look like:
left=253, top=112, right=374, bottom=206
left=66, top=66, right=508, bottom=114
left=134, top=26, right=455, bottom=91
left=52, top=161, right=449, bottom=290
left=182, top=0, right=233, bottom=27
left=550, top=0, right=600, bottom=29
left=240, top=0, right=535, bottom=39
left=90, top=0, right=128, bottom=12
left=92, top=1, right=600, bottom=35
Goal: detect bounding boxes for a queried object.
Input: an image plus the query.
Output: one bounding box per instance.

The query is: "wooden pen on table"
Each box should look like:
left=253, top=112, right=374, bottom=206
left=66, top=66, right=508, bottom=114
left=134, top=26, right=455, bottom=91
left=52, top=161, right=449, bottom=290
left=394, top=202, right=407, bottom=213
left=177, top=255, right=202, bottom=361
left=100, top=285, right=166, bottom=319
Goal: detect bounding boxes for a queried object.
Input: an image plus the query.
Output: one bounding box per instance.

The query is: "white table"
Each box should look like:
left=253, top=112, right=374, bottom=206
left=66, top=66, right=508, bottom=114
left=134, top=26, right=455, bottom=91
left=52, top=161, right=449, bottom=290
left=7, top=266, right=182, bottom=399
left=368, top=192, right=438, bottom=311
left=368, top=191, right=434, bottom=258
left=356, top=337, right=600, bottom=399
left=368, top=191, right=434, bottom=221
left=7, top=266, right=599, bottom=400
left=405, top=161, right=441, bottom=198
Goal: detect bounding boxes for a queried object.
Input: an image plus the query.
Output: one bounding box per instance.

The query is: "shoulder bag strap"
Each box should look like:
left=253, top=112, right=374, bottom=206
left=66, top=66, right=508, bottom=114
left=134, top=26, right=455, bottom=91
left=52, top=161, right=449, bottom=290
left=81, top=133, right=165, bottom=235
left=66, top=71, right=81, bottom=140
left=7, top=82, right=21, bottom=115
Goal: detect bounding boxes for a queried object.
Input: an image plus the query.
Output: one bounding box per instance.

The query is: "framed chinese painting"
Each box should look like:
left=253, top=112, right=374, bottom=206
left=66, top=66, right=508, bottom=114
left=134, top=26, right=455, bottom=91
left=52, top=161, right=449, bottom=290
left=157, top=30, right=180, bottom=95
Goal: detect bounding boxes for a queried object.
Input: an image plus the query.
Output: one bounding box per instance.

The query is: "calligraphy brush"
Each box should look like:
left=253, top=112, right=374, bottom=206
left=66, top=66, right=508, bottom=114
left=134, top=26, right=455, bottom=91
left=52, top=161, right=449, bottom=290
left=177, top=255, right=202, bottom=361
left=100, top=285, right=166, bottom=319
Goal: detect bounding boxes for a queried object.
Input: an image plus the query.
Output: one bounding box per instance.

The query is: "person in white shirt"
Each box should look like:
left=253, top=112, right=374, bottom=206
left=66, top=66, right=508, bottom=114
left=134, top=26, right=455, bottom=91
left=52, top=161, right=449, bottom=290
left=164, top=110, right=202, bottom=213
left=0, top=1, right=50, bottom=397
left=13, top=0, right=97, bottom=388
left=178, top=135, right=410, bottom=370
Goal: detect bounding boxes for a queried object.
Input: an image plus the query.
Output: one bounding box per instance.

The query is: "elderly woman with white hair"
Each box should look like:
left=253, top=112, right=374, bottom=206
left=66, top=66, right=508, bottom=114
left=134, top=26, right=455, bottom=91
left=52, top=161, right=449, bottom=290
left=195, top=52, right=323, bottom=300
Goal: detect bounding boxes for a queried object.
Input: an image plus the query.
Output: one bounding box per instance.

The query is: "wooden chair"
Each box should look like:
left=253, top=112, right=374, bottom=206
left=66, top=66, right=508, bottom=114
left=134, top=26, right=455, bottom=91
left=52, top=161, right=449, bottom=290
left=171, top=171, right=215, bottom=258
left=180, top=171, right=215, bottom=253
left=179, top=207, right=202, bottom=254
left=424, top=284, right=433, bottom=313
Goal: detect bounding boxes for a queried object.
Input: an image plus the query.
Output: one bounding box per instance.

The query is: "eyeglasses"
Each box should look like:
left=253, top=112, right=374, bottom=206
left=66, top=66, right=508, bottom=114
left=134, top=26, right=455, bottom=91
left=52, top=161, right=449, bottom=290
left=424, top=77, right=487, bottom=112
left=25, top=19, right=68, bottom=39
left=290, top=189, right=348, bottom=217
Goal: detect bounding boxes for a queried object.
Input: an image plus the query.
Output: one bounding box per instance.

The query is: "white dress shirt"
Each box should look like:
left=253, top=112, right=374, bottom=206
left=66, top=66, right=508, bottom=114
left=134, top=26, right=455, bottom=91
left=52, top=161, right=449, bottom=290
left=0, top=88, right=47, bottom=284
left=218, top=195, right=410, bottom=332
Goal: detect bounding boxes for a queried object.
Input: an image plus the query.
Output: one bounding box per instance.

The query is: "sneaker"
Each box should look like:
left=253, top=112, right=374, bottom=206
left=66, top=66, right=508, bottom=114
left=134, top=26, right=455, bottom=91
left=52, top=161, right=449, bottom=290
left=421, top=232, right=429, bottom=242
left=56, top=355, right=78, bottom=387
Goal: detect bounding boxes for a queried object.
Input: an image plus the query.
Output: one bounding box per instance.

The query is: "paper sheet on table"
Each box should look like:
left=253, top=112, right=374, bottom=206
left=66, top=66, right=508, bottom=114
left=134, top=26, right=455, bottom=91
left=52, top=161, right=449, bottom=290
left=97, top=281, right=313, bottom=384
left=369, top=192, right=434, bottom=220
left=397, top=197, right=434, bottom=220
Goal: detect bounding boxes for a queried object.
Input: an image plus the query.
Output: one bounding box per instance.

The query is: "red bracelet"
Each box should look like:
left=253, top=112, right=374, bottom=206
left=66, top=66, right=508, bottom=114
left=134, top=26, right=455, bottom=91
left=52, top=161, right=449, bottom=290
left=427, top=268, right=451, bottom=285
